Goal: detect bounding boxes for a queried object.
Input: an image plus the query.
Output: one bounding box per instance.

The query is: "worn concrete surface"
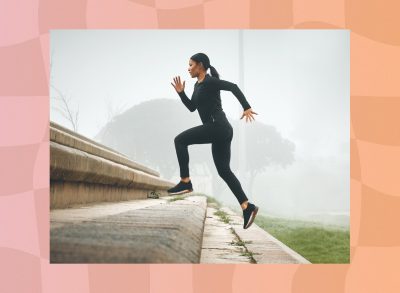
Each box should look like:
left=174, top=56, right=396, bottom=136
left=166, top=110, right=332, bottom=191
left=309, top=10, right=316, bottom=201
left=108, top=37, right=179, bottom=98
left=200, top=205, right=253, bottom=264
left=51, top=195, right=207, bottom=263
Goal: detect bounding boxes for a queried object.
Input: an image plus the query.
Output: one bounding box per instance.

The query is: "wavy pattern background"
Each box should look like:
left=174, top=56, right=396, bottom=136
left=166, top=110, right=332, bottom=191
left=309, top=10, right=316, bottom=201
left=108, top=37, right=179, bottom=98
left=0, top=0, right=399, bottom=292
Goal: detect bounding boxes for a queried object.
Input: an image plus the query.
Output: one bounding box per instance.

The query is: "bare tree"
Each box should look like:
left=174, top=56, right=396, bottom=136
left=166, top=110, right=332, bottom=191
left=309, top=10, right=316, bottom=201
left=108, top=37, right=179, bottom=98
left=50, top=85, right=80, bottom=132
left=50, top=49, right=80, bottom=132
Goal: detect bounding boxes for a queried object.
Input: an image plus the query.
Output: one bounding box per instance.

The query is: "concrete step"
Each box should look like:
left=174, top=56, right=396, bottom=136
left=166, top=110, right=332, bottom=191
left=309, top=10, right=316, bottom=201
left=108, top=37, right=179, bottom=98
left=220, top=207, right=311, bottom=264
left=200, top=206, right=253, bottom=264
left=50, top=194, right=207, bottom=263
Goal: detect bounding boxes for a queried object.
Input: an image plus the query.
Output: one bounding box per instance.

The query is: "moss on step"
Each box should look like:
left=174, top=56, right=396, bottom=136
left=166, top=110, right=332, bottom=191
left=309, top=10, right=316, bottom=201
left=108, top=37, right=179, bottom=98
left=214, top=210, right=231, bottom=224
left=205, top=195, right=222, bottom=208
left=168, top=195, right=186, bottom=202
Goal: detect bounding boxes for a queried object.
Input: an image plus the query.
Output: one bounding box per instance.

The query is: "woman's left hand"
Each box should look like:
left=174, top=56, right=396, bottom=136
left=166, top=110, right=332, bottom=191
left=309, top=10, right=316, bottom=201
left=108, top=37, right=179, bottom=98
left=240, top=108, right=258, bottom=123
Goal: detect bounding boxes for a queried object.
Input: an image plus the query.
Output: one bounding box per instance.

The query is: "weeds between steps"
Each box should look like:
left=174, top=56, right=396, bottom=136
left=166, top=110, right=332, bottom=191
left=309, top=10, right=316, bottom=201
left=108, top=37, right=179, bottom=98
left=229, top=227, right=258, bottom=263
left=207, top=196, right=231, bottom=224
left=208, top=196, right=258, bottom=264
left=205, top=195, right=222, bottom=207
left=213, top=209, right=231, bottom=224
left=168, top=192, right=212, bottom=203
left=167, top=195, right=186, bottom=202
left=230, top=239, right=253, bottom=247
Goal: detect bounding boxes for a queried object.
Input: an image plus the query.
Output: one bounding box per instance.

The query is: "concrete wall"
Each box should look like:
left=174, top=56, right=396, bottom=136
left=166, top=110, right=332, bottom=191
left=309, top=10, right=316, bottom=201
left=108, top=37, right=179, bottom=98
left=50, top=122, right=174, bottom=209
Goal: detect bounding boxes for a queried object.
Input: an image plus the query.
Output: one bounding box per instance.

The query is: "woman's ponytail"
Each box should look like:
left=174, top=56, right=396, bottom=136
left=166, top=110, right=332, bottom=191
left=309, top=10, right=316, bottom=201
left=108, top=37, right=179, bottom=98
left=209, top=65, right=220, bottom=80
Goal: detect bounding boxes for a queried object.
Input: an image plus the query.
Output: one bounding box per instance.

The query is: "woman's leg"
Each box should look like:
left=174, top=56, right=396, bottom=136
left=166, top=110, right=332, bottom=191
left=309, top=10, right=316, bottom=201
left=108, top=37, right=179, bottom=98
left=174, top=123, right=219, bottom=178
left=211, top=135, right=249, bottom=206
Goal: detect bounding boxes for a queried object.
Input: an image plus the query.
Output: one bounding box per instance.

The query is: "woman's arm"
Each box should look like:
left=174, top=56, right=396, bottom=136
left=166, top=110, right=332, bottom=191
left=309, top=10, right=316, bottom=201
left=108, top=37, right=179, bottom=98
left=171, top=76, right=196, bottom=112
left=210, top=79, right=251, bottom=111
left=178, top=90, right=197, bottom=112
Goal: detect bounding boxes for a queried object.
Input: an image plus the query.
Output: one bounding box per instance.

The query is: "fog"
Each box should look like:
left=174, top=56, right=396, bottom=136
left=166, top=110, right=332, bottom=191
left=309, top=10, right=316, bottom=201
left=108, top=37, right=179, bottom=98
left=50, top=29, right=349, bottom=226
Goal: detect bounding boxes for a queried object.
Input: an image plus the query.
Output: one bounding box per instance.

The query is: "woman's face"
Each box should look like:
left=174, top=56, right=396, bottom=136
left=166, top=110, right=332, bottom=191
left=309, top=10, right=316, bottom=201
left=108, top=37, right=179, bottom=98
left=188, top=59, right=203, bottom=78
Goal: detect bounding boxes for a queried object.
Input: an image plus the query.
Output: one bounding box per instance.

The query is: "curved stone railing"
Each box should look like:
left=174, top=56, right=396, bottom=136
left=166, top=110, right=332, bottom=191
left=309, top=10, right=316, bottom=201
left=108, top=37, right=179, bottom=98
left=50, top=121, right=175, bottom=209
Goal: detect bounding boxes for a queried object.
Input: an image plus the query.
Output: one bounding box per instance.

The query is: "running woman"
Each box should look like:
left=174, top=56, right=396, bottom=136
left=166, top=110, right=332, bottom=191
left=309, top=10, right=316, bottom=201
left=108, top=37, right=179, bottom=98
left=169, top=52, right=259, bottom=229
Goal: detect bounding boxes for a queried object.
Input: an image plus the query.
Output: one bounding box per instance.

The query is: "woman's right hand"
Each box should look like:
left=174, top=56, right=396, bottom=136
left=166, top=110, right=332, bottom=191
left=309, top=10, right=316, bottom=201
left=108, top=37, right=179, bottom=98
left=171, top=76, right=185, bottom=93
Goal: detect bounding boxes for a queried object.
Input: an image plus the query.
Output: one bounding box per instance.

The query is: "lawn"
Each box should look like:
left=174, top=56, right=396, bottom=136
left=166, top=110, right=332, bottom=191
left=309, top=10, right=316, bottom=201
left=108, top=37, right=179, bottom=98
left=206, top=195, right=349, bottom=263
left=253, top=212, right=350, bottom=263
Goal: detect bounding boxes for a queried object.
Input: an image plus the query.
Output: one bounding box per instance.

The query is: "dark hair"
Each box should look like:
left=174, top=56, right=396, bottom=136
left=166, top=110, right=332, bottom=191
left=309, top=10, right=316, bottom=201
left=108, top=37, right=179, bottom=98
left=190, top=52, right=220, bottom=80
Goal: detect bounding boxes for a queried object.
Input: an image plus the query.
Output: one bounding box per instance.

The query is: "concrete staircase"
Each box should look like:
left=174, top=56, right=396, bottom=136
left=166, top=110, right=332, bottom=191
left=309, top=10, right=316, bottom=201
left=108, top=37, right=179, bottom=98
left=50, top=121, right=310, bottom=264
left=50, top=193, right=310, bottom=264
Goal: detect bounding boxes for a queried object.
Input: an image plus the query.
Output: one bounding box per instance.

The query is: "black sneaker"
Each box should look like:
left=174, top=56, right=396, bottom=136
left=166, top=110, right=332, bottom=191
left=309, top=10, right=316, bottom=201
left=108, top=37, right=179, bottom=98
left=243, top=202, right=259, bottom=229
left=167, top=180, right=193, bottom=195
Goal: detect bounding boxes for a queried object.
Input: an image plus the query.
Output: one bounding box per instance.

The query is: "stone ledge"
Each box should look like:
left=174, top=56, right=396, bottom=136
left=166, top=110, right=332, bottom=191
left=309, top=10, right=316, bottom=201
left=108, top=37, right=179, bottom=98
left=51, top=141, right=171, bottom=189
left=50, top=181, right=169, bottom=209
left=50, top=141, right=174, bottom=209
left=51, top=121, right=158, bottom=177
left=50, top=195, right=207, bottom=263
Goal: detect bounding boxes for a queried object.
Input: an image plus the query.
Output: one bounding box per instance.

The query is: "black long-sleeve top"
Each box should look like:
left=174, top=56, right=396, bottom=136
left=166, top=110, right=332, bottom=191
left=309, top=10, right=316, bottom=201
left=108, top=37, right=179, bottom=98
left=177, top=73, right=252, bottom=124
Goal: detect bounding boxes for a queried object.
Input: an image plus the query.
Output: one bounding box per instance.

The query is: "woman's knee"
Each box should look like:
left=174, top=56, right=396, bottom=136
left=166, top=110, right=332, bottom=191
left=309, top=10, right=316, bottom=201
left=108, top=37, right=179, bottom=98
left=174, top=135, right=181, bottom=145
left=174, top=133, right=186, bottom=145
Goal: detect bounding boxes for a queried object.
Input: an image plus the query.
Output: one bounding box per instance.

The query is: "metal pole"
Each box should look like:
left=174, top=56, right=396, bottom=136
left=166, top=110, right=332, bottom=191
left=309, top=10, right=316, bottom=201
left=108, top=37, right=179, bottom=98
left=238, top=29, right=246, bottom=185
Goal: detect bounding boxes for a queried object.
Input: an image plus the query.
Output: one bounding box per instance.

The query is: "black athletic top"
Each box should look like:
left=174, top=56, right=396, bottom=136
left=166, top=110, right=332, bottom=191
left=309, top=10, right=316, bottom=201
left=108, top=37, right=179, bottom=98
left=177, top=74, right=251, bottom=124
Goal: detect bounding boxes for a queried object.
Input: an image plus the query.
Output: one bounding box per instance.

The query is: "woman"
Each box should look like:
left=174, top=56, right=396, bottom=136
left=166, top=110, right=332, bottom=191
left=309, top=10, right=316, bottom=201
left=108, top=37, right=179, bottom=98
left=169, top=52, right=259, bottom=229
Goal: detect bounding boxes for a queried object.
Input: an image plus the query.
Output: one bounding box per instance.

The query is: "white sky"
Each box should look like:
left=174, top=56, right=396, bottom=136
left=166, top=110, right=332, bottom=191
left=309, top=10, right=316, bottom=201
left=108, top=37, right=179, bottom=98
left=50, top=29, right=349, bottom=158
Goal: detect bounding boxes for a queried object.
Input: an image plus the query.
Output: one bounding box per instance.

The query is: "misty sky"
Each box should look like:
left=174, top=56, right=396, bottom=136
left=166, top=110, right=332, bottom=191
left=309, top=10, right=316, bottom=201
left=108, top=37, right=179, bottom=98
left=50, top=29, right=349, bottom=222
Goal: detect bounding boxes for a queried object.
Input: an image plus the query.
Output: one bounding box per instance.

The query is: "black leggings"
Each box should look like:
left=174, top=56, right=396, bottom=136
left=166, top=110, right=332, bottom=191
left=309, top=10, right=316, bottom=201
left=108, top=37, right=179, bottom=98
left=174, top=120, right=249, bottom=205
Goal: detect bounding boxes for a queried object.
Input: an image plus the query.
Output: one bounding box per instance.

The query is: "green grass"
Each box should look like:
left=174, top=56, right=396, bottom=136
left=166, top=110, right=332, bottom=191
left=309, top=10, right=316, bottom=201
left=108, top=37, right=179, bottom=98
left=253, top=213, right=350, bottom=263
left=229, top=239, right=253, bottom=246
left=229, top=235, right=257, bottom=263
left=168, top=195, right=186, bottom=202
left=214, top=210, right=231, bottom=224
left=206, top=195, right=222, bottom=207
left=239, top=249, right=257, bottom=263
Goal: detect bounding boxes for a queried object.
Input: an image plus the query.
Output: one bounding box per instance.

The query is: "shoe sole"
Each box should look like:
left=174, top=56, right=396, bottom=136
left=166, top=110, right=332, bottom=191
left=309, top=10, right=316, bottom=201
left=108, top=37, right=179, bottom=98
left=167, top=189, right=193, bottom=195
left=244, top=206, right=259, bottom=229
